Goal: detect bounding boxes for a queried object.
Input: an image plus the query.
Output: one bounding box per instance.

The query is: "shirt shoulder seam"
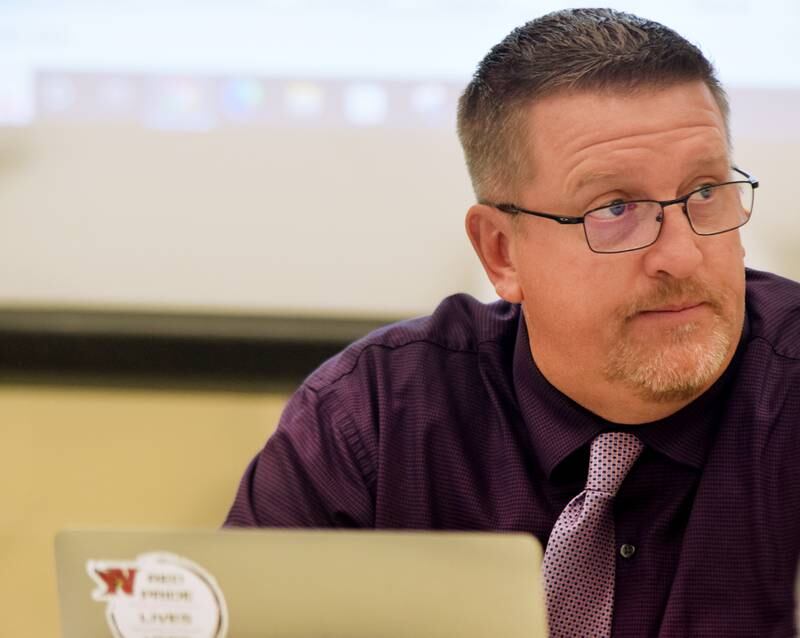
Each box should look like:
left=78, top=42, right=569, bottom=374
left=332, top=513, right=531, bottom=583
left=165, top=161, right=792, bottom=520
left=749, top=334, right=800, bottom=362
left=307, top=337, right=487, bottom=394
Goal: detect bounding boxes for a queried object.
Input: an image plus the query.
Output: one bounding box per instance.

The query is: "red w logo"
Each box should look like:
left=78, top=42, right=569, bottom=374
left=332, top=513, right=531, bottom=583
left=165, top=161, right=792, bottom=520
left=95, top=568, right=137, bottom=595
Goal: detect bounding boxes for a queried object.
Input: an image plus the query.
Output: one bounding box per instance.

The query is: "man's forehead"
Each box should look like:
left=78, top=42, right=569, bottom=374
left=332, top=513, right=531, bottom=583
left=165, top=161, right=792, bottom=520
left=526, top=82, right=726, bottom=139
left=521, top=82, right=730, bottom=184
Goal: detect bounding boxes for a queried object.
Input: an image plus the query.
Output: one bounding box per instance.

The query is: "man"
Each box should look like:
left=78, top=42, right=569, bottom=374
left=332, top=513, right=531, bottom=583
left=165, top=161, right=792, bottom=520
left=226, top=8, right=800, bottom=636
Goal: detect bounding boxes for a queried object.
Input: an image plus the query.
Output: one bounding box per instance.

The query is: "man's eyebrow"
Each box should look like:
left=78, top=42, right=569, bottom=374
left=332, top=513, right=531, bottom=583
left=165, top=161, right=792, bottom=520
left=573, top=155, right=730, bottom=193
left=683, top=154, right=730, bottom=176
left=573, top=171, right=622, bottom=192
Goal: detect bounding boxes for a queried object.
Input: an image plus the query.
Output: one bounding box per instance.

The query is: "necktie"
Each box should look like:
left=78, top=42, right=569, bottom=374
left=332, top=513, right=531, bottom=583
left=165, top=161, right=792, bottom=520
left=542, top=431, right=644, bottom=638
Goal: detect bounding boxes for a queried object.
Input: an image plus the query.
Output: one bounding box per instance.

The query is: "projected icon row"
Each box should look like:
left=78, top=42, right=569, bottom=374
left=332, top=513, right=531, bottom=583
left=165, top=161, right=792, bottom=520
left=33, top=72, right=462, bottom=130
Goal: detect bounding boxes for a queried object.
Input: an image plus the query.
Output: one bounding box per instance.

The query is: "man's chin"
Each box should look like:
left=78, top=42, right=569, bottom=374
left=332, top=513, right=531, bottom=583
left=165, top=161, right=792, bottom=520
left=604, top=324, right=732, bottom=405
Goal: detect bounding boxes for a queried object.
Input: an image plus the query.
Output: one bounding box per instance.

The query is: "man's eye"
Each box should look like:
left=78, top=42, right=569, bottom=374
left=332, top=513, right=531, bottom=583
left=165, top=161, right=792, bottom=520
left=607, top=200, right=630, bottom=216
left=697, top=185, right=715, bottom=199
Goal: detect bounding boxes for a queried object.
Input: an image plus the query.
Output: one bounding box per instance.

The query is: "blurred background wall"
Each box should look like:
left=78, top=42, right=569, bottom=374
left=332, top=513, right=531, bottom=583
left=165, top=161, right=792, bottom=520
left=1, top=1, right=798, bottom=636
left=1, top=0, right=799, bottom=318
left=1, top=385, right=285, bottom=637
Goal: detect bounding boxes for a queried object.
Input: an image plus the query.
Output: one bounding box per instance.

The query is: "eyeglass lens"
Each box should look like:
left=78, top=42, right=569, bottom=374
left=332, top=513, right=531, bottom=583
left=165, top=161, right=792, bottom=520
left=583, top=182, right=754, bottom=253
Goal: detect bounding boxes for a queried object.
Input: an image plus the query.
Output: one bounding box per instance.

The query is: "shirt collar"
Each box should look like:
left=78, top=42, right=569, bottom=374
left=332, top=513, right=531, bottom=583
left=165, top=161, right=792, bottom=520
left=512, top=309, right=748, bottom=478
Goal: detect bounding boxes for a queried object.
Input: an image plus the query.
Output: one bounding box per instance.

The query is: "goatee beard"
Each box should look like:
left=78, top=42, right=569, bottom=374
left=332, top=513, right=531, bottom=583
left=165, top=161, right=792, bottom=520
left=602, top=278, right=736, bottom=403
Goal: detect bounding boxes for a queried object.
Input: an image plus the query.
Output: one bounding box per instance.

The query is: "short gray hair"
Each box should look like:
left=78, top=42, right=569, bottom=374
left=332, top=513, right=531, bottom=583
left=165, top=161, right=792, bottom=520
left=457, top=8, right=730, bottom=202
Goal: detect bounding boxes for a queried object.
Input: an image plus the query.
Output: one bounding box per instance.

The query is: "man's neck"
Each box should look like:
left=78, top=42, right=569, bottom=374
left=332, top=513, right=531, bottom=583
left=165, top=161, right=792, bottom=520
left=568, top=384, right=705, bottom=425
left=529, top=345, right=736, bottom=426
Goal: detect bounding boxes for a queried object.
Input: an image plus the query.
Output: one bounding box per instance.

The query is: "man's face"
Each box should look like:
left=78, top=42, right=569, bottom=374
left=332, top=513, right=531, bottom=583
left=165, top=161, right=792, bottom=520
left=506, top=82, right=746, bottom=418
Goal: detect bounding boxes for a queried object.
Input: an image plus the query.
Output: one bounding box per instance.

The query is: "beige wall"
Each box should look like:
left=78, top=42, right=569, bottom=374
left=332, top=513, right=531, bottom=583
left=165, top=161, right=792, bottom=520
left=0, top=383, right=286, bottom=638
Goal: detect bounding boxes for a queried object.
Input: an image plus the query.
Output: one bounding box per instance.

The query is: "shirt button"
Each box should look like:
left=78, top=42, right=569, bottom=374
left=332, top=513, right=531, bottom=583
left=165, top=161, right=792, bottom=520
left=620, top=544, right=636, bottom=559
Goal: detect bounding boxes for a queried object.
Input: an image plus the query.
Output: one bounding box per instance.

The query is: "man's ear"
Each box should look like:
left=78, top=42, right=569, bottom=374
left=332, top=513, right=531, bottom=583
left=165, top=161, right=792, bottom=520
left=465, top=204, right=523, bottom=303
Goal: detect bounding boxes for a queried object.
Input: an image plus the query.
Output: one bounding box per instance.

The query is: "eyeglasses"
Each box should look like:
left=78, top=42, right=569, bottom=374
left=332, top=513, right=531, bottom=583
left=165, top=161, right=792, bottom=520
left=486, top=167, right=759, bottom=254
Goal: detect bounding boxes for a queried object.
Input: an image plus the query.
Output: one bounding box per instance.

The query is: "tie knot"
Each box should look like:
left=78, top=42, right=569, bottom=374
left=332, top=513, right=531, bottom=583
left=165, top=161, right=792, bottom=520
left=585, top=431, right=643, bottom=496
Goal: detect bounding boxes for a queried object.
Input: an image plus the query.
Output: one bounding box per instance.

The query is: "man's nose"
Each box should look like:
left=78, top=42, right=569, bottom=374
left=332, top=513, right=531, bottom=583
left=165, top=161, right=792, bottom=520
left=642, top=202, right=703, bottom=279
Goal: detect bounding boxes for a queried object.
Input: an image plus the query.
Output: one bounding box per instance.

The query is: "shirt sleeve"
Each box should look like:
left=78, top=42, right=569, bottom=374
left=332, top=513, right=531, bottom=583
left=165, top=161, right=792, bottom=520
left=223, top=383, right=375, bottom=528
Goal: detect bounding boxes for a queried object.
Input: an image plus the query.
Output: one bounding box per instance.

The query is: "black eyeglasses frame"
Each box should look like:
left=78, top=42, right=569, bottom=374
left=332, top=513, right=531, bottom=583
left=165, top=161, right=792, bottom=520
left=484, top=167, right=759, bottom=254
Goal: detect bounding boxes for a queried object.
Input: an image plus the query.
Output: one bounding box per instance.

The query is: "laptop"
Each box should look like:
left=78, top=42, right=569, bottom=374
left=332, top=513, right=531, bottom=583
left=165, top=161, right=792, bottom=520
left=55, top=528, right=547, bottom=638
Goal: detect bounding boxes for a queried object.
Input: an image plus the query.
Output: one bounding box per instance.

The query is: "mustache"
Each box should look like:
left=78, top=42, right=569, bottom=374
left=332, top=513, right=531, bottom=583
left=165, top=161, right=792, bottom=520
left=619, top=277, right=727, bottom=321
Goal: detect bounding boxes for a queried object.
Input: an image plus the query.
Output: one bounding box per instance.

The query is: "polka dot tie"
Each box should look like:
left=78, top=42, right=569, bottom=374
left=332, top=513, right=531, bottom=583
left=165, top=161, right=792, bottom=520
left=542, top=431, right=644, bottom=638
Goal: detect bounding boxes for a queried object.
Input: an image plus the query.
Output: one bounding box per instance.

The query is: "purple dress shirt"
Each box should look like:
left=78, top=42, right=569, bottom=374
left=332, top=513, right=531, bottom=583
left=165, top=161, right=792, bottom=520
left=226, top=269, right=800, bottom=637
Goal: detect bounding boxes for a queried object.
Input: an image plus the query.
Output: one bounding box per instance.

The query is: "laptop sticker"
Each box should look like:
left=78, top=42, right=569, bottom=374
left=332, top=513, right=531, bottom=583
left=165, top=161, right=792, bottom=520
left=87, top=552, right=228, bottom=638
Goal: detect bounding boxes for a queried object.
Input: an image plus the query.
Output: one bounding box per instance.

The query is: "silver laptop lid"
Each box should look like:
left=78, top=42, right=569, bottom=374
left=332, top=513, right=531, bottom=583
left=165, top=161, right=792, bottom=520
left=55, top=528, right=547, bottom=638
